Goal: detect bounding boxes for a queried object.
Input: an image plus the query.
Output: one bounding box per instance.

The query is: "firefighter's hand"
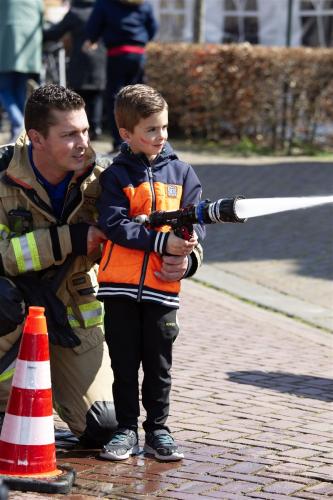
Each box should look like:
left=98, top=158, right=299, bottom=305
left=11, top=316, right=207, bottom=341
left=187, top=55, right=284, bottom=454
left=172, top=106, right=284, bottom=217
left=155, top=255, right=188, bottom=282
left=166, top=231, right=198, bottom=256
left=87, top=226, right=107, bottom=255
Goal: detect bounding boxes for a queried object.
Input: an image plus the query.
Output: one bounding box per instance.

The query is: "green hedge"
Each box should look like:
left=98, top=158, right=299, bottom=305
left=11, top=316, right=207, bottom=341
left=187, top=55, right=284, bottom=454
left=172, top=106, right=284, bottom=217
left=145, top=43, right=333, bottom=150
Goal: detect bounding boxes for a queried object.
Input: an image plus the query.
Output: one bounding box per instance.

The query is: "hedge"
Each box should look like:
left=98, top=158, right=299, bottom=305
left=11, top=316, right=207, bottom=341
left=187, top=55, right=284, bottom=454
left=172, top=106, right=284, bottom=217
left=145, top=43, right=333, bottom=150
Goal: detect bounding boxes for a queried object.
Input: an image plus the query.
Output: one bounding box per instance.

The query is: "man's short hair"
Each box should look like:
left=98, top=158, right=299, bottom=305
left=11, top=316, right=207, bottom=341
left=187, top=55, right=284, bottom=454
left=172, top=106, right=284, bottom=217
left=115, top=84, right=167, bottom=132
left=25, top=84, right=85, bottom=137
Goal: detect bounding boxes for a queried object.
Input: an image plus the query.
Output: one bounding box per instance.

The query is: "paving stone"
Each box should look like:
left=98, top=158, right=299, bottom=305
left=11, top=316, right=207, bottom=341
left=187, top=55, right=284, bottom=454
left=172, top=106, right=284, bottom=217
left=264, top=480, right=311, bottom=495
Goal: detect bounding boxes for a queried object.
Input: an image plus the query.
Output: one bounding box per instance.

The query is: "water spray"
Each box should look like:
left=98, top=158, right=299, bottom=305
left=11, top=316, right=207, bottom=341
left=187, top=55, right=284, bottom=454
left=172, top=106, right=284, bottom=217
left=134, top=195, right=333, bottom=240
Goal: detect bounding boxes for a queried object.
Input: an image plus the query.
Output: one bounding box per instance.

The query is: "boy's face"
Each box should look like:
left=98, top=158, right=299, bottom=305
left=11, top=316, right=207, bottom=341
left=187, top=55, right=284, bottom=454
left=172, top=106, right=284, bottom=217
left=120, top=108, right=168, bottom=161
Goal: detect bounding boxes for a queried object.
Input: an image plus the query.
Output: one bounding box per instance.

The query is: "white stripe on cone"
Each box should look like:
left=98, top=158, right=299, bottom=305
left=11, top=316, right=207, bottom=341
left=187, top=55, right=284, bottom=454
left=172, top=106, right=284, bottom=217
left=13, top=360, right=51, bottom=390
left=1, top=414, right=55, bottom=445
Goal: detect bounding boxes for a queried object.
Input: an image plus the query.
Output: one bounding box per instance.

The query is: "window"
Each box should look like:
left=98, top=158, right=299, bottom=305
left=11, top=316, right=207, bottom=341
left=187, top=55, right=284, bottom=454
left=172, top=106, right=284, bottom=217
left=299, top=0, right=333, bottom=46
left=222, top=0, right=258, bottom=43
left=154, top=0, right=189, bottom=41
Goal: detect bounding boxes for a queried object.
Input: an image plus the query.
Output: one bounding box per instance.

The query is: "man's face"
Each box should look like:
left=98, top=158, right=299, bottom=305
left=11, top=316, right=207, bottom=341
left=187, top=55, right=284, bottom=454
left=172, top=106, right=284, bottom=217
left=122, top=108, right=168, bottom=161
left=32, top=108, right=90, bottom=176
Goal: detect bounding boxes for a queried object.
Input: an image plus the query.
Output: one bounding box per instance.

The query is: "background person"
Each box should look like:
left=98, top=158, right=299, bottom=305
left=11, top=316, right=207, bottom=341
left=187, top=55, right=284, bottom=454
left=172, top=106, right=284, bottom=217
left=83, top=0, right=158, bottom=152
left=0, top=0, right=43, bottom=143
left=44, top=0, right=107, bottom=141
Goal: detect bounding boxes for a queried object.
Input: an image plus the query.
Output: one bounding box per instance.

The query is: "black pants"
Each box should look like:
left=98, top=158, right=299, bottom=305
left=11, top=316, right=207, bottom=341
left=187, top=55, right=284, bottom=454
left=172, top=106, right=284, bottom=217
left=106, top=52, right=145, bottom=148
left=75, top=89, right=104, bottom=135
left=104, top=298, right=179, bottom=433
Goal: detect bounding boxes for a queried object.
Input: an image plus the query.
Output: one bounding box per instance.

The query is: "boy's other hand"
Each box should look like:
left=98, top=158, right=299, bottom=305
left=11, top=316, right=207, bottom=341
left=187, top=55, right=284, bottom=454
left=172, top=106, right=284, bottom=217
left=156, top=255, right=188, bottom=282
left=166, top=231, right=198, bottom=256
left=87, top=226, right=107, bottom=255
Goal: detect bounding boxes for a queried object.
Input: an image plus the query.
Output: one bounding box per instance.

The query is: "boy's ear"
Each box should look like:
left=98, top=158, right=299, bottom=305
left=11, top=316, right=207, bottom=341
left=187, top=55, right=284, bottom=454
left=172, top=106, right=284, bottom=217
left=119, top=128, right=131, bottom=142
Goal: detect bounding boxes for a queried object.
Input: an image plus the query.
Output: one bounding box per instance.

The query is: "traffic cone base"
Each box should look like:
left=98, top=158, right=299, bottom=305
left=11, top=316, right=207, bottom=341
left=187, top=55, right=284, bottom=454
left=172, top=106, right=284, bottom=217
left=0, top=307, right=75, bottom=493
left=0, top=466, right=76, bottom=494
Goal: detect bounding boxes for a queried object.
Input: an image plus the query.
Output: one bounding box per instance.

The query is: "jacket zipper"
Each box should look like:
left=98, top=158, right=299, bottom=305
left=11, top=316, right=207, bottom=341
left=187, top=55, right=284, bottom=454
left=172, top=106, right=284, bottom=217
left=102, top=242, right=114, bottom=271
left=137, top=163, right=155, bottom=301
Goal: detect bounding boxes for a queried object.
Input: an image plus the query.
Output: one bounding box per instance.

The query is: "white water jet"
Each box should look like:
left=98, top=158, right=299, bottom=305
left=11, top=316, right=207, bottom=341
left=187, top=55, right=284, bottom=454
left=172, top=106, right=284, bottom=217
left=234, top=196, right=333, bottom=219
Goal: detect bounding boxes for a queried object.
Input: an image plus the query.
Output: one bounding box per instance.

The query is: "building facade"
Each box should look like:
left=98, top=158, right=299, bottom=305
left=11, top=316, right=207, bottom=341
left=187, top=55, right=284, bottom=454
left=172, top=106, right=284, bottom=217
left=149, top=0, right=333, bottom=47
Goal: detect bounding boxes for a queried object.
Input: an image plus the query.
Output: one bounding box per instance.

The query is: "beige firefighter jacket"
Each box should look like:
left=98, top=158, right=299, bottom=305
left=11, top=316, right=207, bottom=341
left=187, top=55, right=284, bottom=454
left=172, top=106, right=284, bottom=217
left=0, top=134, right=105, bottom=355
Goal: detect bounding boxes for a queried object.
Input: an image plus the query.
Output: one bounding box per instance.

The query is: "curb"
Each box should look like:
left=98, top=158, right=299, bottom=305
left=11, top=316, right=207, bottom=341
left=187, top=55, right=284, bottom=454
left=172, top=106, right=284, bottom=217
left=194, top=264, right=333, bottom=339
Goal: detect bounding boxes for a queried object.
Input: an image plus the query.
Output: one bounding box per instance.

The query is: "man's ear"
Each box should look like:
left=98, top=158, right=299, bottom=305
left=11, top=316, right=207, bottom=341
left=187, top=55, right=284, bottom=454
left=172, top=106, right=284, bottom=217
left=27, top=129, right=45, bottom=150
left=119, top=128, right=131, bottom=142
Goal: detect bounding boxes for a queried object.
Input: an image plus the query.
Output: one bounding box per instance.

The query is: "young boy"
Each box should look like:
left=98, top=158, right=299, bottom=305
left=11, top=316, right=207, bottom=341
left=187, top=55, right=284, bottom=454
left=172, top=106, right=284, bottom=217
left=97, top=84, right=204, bottom=461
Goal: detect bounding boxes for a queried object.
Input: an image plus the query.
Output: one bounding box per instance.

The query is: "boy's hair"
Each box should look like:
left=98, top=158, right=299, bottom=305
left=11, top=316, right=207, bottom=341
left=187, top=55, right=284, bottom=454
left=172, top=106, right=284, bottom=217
left=25, top=84, right=85, bottom=137
left=115, top=84, right=168, bottom=132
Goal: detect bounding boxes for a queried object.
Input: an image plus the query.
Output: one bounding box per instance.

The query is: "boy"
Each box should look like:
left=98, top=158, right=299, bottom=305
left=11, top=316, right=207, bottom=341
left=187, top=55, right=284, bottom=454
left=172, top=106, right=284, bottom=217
left=97, top=84, right=204, bottom=461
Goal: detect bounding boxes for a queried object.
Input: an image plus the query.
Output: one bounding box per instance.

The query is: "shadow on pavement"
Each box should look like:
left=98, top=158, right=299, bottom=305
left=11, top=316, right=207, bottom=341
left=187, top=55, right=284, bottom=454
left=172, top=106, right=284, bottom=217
left=194, top=161, right=333, bottom=282
left=227, top=370, right=333, bottom=402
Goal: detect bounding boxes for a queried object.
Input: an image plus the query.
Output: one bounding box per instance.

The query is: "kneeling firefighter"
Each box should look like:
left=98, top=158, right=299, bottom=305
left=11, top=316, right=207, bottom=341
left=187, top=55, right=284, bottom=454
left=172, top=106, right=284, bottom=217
left=0, top=137, right=203, bottom=445
left=0, top=141, right=117, bottom=446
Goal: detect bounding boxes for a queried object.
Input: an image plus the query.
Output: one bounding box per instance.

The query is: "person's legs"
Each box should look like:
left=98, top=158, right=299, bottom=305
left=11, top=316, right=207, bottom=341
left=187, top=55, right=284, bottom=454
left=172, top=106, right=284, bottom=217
left=76, top=89, right=104, bottom=140
left=106, top=53, right=145, bottom=150
left=100, top=298, right=141, bottom=460
left=141, top=303, right=183, bottom=461
left=103, top=297, right=141, bottom=430
left=49, top=339, right=117, bottom=447
left=0, top=72, right=27, bottom=141
left=141, top=304, right=179, bottom=433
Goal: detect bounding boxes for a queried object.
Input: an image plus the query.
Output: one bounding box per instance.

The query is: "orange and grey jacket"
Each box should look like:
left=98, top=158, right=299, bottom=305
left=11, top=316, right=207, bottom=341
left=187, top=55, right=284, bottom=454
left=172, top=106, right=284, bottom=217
left=97, top=142, right=205, bottom=308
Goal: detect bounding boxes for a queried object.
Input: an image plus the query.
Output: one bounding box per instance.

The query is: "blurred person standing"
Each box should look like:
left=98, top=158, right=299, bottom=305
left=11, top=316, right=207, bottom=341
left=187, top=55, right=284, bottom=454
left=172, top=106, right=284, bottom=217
left=83, top=0, right=158, bottom=152
left=0, top=0, right=43, bottom=143
left=44, top=0, right=107, bottom=141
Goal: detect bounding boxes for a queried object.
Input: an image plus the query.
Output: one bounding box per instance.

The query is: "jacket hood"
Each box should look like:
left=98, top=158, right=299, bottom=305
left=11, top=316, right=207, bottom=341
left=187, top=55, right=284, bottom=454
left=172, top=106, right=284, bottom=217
left=115, top=141, right=179, bottom=171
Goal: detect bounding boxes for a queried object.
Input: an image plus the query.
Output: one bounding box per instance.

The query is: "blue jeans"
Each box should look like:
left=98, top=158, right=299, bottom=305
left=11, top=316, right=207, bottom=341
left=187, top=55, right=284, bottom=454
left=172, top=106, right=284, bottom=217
left=0, top=72, right=28, bottom=141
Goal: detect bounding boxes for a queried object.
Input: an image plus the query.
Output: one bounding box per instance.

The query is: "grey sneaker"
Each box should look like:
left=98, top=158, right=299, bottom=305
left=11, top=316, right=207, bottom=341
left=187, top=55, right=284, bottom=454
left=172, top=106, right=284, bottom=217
left=100, top=428, right=139, bottom=461
left=144, top=429, right=184, bottom=461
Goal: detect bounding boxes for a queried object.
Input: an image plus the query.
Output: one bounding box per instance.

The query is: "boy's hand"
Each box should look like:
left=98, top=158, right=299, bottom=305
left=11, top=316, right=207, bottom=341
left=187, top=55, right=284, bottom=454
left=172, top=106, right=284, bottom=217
left=87, top=226, right=107, bottom=255
left=156, top=255, right=188, bottom=282
left=166, top=231, right=198, bottom=256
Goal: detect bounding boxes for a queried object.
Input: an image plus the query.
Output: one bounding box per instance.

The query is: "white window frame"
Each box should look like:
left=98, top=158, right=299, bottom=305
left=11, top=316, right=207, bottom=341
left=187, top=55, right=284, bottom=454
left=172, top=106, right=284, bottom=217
left=150, top=0, right=194, bottom=42
left=297, top=0, right=333, bottom=46
left=222, top=0, right=259, bottom=43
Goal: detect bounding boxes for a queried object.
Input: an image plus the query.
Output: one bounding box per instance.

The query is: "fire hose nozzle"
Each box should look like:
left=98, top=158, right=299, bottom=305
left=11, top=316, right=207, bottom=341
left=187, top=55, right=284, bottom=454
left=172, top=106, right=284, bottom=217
left=198, top=197, right=247, bottom=224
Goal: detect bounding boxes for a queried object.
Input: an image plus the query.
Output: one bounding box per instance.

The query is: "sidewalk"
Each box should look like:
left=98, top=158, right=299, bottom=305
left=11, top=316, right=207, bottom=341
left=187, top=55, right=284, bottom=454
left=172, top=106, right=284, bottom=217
left=10, top=280, right=333, bottom=499
left=1, top=134, right=332, bottom=499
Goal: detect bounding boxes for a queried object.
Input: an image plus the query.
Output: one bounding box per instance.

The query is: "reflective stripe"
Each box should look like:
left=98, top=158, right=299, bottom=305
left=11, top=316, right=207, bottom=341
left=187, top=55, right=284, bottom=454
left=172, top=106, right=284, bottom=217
left=78, top=301, right=104, bottom=327
left=67, top=307, right=80, bottom=328
left=11, top=233, right=41, bottom=273
left=1, top=414, right=54, bottom=445
left=67, top=301, right=103, bottom=328
left=26, top=232, right=42, bottom=271
left=14, top=360, right=51, bottom=390
left=0, top=224, right=10, bottom=240
left=0, top=360, right=15, bottom=383
left=11, top=238, right=25, bottom=272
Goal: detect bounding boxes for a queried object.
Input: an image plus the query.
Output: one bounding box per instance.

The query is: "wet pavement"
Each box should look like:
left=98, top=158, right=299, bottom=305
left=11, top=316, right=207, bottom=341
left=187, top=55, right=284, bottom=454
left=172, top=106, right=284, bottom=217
left=7, top=281, right=333, bottom=499
left=1, top=134, right=332, bottom=498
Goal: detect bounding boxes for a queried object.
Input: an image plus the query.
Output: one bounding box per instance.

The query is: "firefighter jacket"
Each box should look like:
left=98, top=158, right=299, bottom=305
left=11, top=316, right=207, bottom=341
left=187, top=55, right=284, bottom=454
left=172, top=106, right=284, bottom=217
left=97, top=142, right=205, bottom=308
left=0, top=134, right=105, bottom=354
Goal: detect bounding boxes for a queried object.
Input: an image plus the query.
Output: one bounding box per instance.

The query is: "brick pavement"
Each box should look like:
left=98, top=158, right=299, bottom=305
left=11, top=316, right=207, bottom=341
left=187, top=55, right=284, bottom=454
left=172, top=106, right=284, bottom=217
left=7, top=280, right=332, bottom=499
left=1, top=133, right=332, bottom=498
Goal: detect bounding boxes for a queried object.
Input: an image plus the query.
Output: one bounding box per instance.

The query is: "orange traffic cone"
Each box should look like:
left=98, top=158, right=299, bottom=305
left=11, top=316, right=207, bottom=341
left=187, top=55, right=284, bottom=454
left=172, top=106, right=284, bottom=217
left=0, top=306, right=75, bottom=494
